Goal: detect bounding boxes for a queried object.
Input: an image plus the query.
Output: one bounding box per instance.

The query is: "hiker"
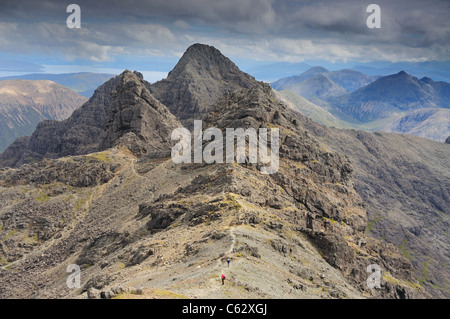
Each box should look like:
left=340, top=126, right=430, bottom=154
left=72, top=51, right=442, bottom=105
left=227, top=258, right=230, bottom=267
left=221, top=274, right=226, bottom=285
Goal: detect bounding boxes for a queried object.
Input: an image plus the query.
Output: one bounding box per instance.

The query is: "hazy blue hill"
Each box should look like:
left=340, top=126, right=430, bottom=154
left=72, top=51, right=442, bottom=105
left=243, top=61, right=312, bottom=82
left=273, top=68, right=450, bottom=142
left=276, top=90, right=351, bottom=129
left=271, top=67, right=380, bottom=112
left=333, top=71, right=450, bottom=122
left=352, top=61, right=450, bottom=83
left=379, top=108, right=450, bottom=142
left=271, top=66, right=329, bottom=90
left=288, top=73, right=348, bottom=100
left=0, top=72, right=115, bottom=97
left=327, top=69, right=380, bottom=92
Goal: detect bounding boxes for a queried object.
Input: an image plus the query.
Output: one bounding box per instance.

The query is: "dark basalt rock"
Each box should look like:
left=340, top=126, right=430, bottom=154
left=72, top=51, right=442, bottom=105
left=150, top=43, right=259, bottom=128
left=0, top=156, right=118, bottom=188
left=0, top=70, right=181, bottom=168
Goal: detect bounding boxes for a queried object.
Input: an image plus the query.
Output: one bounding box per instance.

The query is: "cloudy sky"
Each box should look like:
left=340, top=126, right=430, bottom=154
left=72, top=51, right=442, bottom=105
left=0, top=0, right=449, bottom=81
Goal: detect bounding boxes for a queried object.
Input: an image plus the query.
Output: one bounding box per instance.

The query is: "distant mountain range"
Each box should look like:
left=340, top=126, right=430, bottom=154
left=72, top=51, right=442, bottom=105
left=251, top=60, right=450, bottom=84
left=272, top=67, right=379, bottom=94
left=351, top=61, right=450, bottom=83
left=271, top=66, right=329, bottom=90
left=0, top=72, right=115, bottom=97
left=273, top=68, right=450, bottom=142
left=0, top=79, right=87, bottom=152
left=332, top=71, right=450, bottom=122
left=242, top=62, right=312, bottom=83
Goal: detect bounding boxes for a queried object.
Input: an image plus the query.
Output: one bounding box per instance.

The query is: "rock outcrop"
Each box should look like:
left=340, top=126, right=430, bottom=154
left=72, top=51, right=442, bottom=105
left=0, top=71, right=181, bottom=167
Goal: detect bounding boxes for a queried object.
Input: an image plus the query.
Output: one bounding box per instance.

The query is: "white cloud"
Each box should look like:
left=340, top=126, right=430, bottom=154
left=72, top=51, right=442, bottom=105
left=173, top=20, right=190, bottom=29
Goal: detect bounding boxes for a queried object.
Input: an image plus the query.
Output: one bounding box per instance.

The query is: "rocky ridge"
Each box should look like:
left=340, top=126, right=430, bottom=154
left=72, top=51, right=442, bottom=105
left=0, top=71, right=180, bottom=168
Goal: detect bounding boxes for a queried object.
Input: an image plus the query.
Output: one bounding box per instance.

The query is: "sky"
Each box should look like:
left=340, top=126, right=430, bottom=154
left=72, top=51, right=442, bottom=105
left=0, top=0, right=449, bottom=82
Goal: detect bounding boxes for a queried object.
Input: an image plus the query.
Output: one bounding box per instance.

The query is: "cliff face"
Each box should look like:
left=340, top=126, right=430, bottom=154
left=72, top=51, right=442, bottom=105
left=0, top=44, right=446, bottom=299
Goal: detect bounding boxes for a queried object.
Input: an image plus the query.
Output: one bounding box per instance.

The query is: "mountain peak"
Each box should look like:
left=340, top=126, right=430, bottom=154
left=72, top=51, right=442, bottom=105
left=150, top=44, right=258, bottom=126
left=296, top=66, right=329, bottom=79
left=396, top=70, right=409, bottom=76
left=335, top=68, right=450, bottom=122
left=87, top=69, right=144, bottom=101
left=167, top=43, right=247, bottom=79
left=98, top=70, right=180, bottom=156
left=0, top=79, right=87, bottom=152
left=183, top=43, right=223, bottom=57
left=420, top=76, right=434, bottom=84
left=304, top=66, right=329, bottom=74
left=119, top=69, right=144, bottom=80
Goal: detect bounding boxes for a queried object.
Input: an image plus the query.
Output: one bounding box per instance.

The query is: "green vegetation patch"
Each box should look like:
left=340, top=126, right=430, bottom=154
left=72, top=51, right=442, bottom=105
left=33, top=189, right=51, bottom=202
left=365, top=213, right=383, bottom=234
left=383, top=272, right=422, bottom=291
left=89, top=152, right=111, bottom=163
left=398, top=239, right=412, bottom=260
left=222, top=193, right=242, bottom=211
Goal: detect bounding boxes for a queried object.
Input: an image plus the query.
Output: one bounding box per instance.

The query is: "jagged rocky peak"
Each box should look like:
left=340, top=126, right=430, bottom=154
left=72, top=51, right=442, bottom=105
left=150, top=43, right=259, bottom=127
left=167, top=43, right=251, bottom=80
left=0, top=69, right=181, bottom=168
left=99, top=70, right=180, bottom=156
